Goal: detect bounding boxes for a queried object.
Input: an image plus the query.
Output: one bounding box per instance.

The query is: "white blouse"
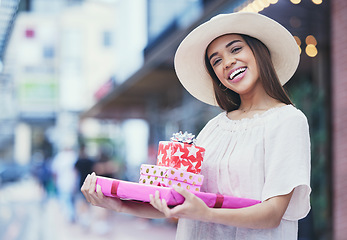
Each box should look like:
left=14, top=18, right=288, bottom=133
left=176, top=105, right=311, bottom=240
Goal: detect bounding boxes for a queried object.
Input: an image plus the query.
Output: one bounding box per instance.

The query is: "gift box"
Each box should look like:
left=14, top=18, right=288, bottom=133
left=157, top=141, right=205, bottom=174
left=139, top=164, right=204, bottom=192
left=96, top=176, right=261, bottom=209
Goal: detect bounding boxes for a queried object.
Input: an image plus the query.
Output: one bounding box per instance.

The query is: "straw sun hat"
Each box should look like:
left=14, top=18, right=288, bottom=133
left=174, top=12, right=300, bottom=106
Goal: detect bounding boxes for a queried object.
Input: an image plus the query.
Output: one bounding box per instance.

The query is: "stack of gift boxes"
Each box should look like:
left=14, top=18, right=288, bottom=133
left=96, top=131, right=261, bottom=208
left=138, top=132, right=205, bottom=192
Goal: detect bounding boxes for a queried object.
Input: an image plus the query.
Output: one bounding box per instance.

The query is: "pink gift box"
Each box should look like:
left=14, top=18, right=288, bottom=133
left=139, top=164, right=203, bottom=191
left=139, top=176, right=201, bottom=192
left=96, top=177, right=261, bottom=209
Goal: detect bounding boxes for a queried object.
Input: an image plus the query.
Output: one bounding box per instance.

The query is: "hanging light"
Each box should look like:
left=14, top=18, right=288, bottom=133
left=312, top=0, right=323, bottom=4
left=304, top=35, right=318, bottom=57
left=246, top=3, right=258, bottom=12
left=305, top=44, right=318, bottom=57
left=258, top=0, right=270, bottom=8
left=290, top=16, right=302, bottom=28
left=294, top=36, right=301, bottom=46
left=293, top=36, right=302, bottom=55
left=290, top=0, right=301, bottom=4
left=305, top=35, right=317, bottom=46
left=238, top=0, right=274, bottom=12
left=253, top=0, right=265, bottom=12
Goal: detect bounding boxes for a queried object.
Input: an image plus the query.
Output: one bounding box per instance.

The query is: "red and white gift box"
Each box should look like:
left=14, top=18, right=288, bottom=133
left=157, top=141, right=205, bottom=174
left=139, top=164, right=203, bottom=192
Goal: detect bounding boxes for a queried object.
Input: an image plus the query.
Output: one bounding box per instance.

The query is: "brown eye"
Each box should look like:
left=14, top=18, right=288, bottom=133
left=212, top=58, right=221, bottom=66
left=231, top=47, right=242, bottom=53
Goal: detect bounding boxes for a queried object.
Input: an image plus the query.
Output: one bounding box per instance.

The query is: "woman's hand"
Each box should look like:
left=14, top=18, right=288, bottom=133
left=81, top=172, right=123, bottom=212
left=81, top=173, right=166, bottom=219
left=149, top=186, right=211, bottom=221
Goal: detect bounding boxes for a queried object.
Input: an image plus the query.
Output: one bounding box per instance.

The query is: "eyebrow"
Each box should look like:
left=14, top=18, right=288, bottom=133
left=208, top=40, right=242, bottom=61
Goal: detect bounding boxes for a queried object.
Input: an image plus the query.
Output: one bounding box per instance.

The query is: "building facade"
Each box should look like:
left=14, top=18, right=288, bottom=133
left=331, top=0, right=347, bottom=239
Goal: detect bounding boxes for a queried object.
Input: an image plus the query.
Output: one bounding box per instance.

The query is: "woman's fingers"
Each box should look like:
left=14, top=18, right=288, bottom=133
left=88, top=172, right=97, bottom=195
left=79, top=173, right=123, bottom=212
left=96, top=184, right=105, bottom=199
left=160, top=198, right=174, bottom=217
left=173, top=185, right=193, bottom=200
left=80, top=172, right=101, bottom=205
left=149, top=189, right=186, bottom=218
left=150, top=191, right=161, bottom=208
left=150, top=191, right=170, bottom=216
left=81, top=173, right=92, bottom=202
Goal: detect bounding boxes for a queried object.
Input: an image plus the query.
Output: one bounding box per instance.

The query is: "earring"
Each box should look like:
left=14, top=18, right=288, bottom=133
left=219, top=82, right=228, bottom=92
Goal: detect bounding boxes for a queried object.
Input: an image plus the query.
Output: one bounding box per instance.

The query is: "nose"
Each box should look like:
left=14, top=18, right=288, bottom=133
left=224, top=56, right=236, bottom=69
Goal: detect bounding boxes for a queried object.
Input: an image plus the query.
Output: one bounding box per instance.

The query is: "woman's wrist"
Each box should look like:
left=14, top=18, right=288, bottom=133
left=115, top=199, right=125, bottom=213
left=204, top=207, right=215, bottom=223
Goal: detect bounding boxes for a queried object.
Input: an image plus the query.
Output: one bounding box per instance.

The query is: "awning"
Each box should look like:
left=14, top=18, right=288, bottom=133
left=81, top=28, right=187, bottom=120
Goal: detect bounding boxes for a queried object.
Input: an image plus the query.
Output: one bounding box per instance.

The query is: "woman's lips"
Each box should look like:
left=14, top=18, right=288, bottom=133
left=228, top=67, right=247, bottom=83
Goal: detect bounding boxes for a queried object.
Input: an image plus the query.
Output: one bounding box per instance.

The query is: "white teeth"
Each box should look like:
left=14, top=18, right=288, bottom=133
left=229, top=67, right=246, bottom=80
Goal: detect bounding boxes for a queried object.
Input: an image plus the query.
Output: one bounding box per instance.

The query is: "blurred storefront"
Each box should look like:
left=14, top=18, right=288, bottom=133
left=0, top=0, right=22, bottom=163
left=80, top=0, right=347, bottom=239
left=0, top=0, right=122, bottom=161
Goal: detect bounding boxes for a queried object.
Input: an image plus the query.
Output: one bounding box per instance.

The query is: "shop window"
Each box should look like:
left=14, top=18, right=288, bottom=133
left=43, top=46, right=54, bottom=59
left=103, top=31, right=113, bottom=47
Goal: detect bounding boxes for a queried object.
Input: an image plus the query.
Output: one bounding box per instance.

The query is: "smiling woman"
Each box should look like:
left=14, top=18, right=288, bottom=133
left=80, top=12, right=311, bottom=240
left=169, top=12, right=310, bottom=240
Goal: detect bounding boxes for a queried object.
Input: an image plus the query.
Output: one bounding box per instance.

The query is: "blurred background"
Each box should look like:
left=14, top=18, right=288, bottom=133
left=0, top=0, right=345, bottom=239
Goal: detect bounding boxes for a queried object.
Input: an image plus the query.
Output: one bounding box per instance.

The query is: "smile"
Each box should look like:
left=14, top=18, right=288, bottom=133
left=228, top=67, right=247, bottom=80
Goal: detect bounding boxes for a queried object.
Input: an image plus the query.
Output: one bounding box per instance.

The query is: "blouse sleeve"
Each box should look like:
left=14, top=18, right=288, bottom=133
left=262, top=109, right=311, bottom=221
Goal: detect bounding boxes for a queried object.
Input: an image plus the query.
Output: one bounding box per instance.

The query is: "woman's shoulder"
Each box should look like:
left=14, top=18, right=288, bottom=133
left=270, top=104, right=308, bottom=122
left=199, top=104, right=308, bottom=133
left=265, top=104, right=309, bottom=134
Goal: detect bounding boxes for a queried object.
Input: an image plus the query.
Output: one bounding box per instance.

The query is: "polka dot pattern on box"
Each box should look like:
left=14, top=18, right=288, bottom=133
left=139, top=164, right=204, bottom=192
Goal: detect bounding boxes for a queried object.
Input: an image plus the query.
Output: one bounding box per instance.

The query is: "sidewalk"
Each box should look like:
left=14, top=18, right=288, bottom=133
left=0, top=177, right=177, bottom=240
left=44, top=198, right=177, bottom=240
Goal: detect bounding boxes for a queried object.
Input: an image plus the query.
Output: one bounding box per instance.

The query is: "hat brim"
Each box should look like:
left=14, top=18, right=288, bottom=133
left=174, top=12, right=300, bottom=106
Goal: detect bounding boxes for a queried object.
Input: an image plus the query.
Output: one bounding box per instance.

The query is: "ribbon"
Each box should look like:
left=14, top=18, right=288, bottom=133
left=171, top=131, right=196, bottom=144
left=111, top=180, right=120, bottom=196
left=213, top=194, right=224, bottom=208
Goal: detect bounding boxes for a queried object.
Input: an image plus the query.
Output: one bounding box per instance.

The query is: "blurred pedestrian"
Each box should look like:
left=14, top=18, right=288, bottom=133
left=89, top=148, right=119, bottom=235
left=75, top=144, right=95, bottom=190
left=51, top=146, right=78, bottom=223
left=94, top=149, right=118, bottom=178
left=74, top=144, right=95, bottom=228
left=31, top=136, right=54, bottom=198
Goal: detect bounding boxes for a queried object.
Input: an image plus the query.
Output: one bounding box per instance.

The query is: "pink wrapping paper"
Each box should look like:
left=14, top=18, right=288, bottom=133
left=157, top=141, right=205, bottom=174
left=96, top=177, right=261, bottom=209
left=139, top=164, right=203, bottom=191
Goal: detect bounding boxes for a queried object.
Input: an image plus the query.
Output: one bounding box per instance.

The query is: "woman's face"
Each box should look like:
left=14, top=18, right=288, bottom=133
left=206, top=34, right=261, bottom=96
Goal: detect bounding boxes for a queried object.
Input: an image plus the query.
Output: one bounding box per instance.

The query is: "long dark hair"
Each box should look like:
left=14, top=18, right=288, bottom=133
left=204, top=34, right=293, bottom=112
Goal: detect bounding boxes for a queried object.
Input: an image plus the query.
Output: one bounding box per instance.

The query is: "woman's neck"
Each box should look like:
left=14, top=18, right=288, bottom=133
left=238, top=98, right=282, bottom=112
left=227, top=89, right=285, bottom=120
left=238, top=86, right=280, bottom=112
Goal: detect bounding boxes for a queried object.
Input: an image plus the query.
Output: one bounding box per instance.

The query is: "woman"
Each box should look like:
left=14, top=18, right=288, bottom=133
left=82, top=12, right=311, bottom=240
